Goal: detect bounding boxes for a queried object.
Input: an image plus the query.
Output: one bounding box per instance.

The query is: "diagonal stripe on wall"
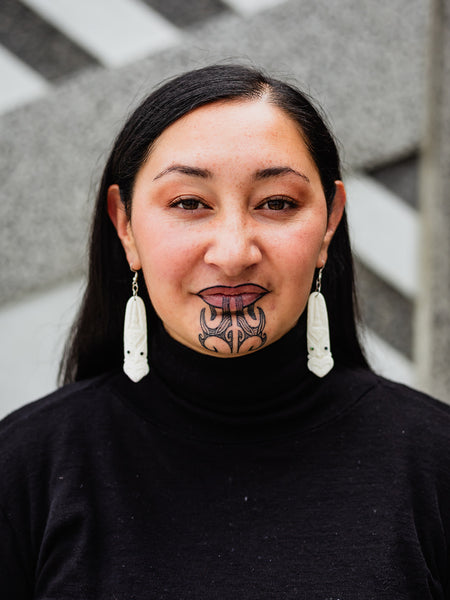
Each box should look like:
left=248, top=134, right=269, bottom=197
left=21, top=0, right=181, bottom=67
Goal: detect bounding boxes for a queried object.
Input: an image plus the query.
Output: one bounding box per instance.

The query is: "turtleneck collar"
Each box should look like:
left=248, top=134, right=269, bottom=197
left=150, top=316, right=310, bottom=417
left=111, top=317, right=375, bottom=443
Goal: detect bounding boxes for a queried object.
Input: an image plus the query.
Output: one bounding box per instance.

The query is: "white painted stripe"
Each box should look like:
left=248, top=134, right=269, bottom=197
left=21, top=0, right=180, bottom=68
left=0, top=44, right=48, bottom=114
left=345, top=174, right=419, bottom=299
left=0, top=279, right=83, bottom=420
left=363, top=328, right=415, bottom=387
left=223, top=0, right=286, bottom=16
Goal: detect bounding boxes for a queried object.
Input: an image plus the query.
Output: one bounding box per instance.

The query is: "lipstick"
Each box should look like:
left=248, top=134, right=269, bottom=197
left=197, top=284, right=269, bottom=311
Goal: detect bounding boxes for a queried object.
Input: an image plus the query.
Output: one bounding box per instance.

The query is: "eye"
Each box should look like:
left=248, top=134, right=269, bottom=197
left=257, top=197, right=297, bottom=211
left=171, top=197, right=208, bottom=211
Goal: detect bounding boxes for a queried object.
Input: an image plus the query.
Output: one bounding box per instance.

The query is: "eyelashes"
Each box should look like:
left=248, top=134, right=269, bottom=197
left=170, top=197, right=209, bottom=211
left=256, top=197, right=299, bottom=211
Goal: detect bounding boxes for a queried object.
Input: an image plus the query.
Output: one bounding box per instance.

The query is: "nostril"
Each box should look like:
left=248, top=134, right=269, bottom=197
left=204, top=236, right=262, bottom=274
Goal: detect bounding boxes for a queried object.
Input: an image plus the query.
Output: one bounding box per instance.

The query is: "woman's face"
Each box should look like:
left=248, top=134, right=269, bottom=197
left=109, top=99, right=345, bottom=357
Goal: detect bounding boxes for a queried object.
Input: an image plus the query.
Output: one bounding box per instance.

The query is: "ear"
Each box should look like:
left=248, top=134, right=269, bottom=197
left=317, top=180, right=346, bottom=268
left=107, top=184, right=142, bottom=270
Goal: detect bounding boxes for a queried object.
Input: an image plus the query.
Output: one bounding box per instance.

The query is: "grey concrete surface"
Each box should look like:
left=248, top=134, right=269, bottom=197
left=0, top=0, right=429, bottom=305
left=416, top=0, right=450, bottom=401
left=142, top=0, right=230, bottom=28
left=369, top=155, right=419, bottom=209
left=355, top=260, right=413, bottom=359
left=0, top=279, right=83, bottom=418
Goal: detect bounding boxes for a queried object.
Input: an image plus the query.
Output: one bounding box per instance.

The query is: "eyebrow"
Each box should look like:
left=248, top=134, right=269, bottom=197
left=153, top=165, right=213, bottom=180
left=153, top=164, right=310, bottom=183
left=255, top=167, right=310, bottom=183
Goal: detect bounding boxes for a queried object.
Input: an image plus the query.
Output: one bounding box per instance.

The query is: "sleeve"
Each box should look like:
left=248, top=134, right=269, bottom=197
left=0, top=504, right=32, bottom=599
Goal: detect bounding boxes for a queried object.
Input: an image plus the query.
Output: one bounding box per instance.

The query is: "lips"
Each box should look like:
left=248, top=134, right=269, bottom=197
left=197, top=284, right=269, bottom=310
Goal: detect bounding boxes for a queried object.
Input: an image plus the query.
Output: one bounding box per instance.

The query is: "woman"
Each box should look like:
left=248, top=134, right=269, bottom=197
left=1, top=65, right=449, bottom=599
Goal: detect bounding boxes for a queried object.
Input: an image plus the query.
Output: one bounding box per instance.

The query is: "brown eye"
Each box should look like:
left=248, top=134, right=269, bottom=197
left=178, top=198, right=201, bottom=210
left=172, top=197, right=205, bottom=210
left=259, top=197, right=296, bottom=211
left=266, top=198, right=287, bottom=210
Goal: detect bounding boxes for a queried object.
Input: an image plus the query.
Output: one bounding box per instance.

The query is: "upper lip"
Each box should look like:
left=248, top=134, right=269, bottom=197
left=197, top=284, right=269, bottom=308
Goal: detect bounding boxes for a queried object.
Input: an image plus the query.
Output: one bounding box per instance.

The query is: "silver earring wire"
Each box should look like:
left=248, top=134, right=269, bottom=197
left=315, top=265, right=324, bottom=294
left=132, top=269, right=138, bottom=297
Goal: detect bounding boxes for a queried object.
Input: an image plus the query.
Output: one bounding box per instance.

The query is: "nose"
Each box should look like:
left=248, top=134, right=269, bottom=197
left=203, top=214, right=262, bottom=277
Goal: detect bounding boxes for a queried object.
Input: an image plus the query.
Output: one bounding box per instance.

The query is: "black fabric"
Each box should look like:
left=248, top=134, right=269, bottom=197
left=1, top=322, right=450, bottom=599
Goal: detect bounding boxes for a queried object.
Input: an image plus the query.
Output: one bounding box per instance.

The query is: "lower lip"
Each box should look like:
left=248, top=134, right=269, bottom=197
left=201, top=293, right=263, bottom=310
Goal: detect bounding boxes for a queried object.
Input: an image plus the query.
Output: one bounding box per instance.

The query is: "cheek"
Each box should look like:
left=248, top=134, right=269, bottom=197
left=273, top=225, right=325, bottom=271
left=272, top=228, right=325, bottom=303
left=133, top=224, right=202, bottom=294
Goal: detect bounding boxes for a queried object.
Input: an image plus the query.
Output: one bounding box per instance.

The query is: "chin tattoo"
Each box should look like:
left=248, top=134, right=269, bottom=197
left=198, top=295, right=267, bottom=354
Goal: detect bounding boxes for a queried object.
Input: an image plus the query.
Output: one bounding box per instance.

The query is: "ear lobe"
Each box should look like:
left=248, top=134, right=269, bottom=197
left=107, top=184, right=141, bottom=269
left=317, top=180, right=346, bottom=268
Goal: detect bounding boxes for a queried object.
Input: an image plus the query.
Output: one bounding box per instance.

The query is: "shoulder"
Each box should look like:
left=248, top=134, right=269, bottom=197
left=0, top=372, right=125, bottom=458
left=342, top=369, right=450, bottom=466
left=334, top=366, right=450, bottom=422
left=0, top=372, right=136, bottom=506
left=362, top=371, right=450, bottom=429
left=329, top=366, right=450, bottom=455
left=329, top=368, right=450, bottom=509
left=1, top=373, right=115, bottom=424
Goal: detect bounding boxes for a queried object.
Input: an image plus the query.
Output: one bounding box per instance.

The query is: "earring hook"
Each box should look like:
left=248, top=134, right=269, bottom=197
left=315, top=265, right=324, bottom=294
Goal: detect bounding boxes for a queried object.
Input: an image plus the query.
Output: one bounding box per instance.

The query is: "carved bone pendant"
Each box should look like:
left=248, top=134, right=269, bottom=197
left=123, top=295, right=149, bottom=383
left=307, top=291, right=334, bottom=378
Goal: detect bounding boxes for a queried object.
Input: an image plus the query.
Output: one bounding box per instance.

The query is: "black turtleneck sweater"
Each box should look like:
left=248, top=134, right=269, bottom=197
left=1, top=324, right=450, bottom=599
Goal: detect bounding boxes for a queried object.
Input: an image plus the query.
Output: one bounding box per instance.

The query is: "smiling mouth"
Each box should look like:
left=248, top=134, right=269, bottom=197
left=197, top=284, right=269, bottom=310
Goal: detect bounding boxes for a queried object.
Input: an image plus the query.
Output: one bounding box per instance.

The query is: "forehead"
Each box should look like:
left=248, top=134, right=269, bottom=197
left=146, top=99, right=316, bottom=172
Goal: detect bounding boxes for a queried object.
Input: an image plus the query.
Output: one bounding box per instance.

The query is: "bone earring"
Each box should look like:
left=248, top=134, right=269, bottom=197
left=123, top=266, right=149, bottom=382
left=307, top=265, right=334, bottom=377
